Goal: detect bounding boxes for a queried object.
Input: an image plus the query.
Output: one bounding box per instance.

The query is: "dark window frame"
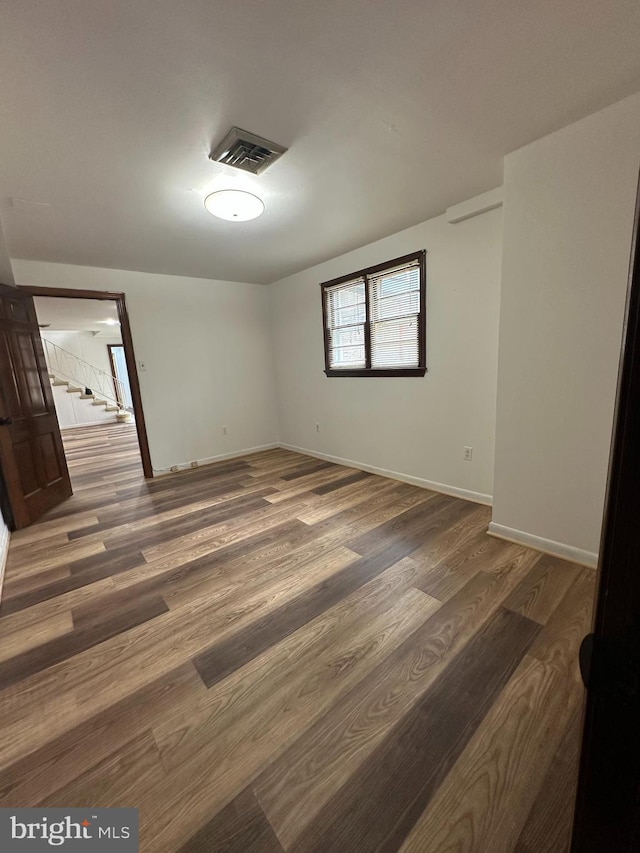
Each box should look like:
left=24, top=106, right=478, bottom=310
left=320, top=249, right=427, bottom=377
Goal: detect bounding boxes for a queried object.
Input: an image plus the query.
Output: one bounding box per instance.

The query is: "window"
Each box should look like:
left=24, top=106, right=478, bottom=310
left=320, top=250, right=426, bottom=377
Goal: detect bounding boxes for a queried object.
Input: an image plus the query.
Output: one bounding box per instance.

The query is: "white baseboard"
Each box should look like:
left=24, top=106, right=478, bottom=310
left=0, top=523, right=10, bottom=601
left=153, top=443, right=279, bottom=476
left=487, top=521, right=598, bottom=569
left=278, top=442, right=493, bottom=506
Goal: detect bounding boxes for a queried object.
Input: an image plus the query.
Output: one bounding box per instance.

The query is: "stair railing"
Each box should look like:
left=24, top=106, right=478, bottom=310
left=42, top=339, right=128, bottom=413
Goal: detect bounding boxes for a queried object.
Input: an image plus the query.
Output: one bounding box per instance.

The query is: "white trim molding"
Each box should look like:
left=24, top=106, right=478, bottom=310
left=487, top=521, right=598, bottom=569
left=446, top=187, right=504, bottom=224
left=153, top=443, right=279, bottom=477
left=278, top=443, right=493, bottom=506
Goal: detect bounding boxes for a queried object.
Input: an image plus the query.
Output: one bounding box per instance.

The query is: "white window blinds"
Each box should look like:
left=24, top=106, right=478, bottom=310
left=322, top=253, right=425, bottom=374
left=369, top=259, right=421, bottom=369
left=324, top=278, right=366, bottom=369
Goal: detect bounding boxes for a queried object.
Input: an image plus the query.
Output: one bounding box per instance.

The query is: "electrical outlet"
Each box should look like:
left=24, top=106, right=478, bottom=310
left=190, top=461, right=198, bottom=468
left=170, top=465, right=179, bottom=472
left=464, top=446, right=473, bottom=461
left=222, top=426, right=228, bottom=436
left=138, top=360, right=147, bottom=372
left=315, top=423, right=320, bottom=432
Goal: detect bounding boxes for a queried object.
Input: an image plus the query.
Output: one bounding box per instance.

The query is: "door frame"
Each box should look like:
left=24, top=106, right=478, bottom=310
left=107, top=343, right=126, bottom=409
left=18, top=285, right=153, bottom=479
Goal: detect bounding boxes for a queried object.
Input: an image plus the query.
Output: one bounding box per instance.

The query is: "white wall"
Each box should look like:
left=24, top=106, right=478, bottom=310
left=269, top=203, right=503, bottom=503
left=491, top=92, right=640, bottom=565
left=13, top=261, right=279, bottom=472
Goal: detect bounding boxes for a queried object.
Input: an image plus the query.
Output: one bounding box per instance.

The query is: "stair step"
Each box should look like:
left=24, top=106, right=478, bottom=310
left=66, top=386, right=83, bottom=394
left=105, top=405, right=119, bottom=412
left=79, top=393, right=94, bottom=399
left=92, top=400, right=107, bottom=406
left=52, top=379, right=69, bottom=387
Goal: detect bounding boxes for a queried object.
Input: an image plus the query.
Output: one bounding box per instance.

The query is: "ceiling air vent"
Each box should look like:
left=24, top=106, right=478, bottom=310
left=209, top=127, right=287, bottom=175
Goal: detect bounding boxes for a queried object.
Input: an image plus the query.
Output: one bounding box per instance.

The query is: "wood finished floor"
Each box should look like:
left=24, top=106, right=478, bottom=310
left=0, top=423, right=594, bottom=852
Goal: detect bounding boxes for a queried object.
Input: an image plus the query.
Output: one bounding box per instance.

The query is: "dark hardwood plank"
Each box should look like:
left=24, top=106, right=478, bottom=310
left=0, top=664, right=202, bottom=806
left=397, top=654, right=579, bottom=852
left=347, top=492, right=456, bottom=557
left=0, top=594, right=169, bottom=690
left=297, top=478, right=407, bottom=526
left=514, top=708, right=582, bottom=853
left=177, top=788, right=284, bottom=853
left=415, top=532, right=524, bottom=602
left=287, top=607, right=540, bottom=853
left=193, top=537, right=428, bottom=689
left=42, top=729, right=166, bottom=809
left=503, top=554, right=583, bottom=624
left=312, top=470, right=372, bottom=495
left=1, top=564, right=71, bottom=597
left=72, top=591, right=168, bottom=631
left=101, top=492, right=274, bottom=552
left=0, top=547, right=146, bottom=615
left=254, top=560, right=540, bottom=849
left=528, top=568, right=596, bottom=677
left=42, top=491, right=126, bottom=520
left=279, top=460, right=335, bottom=480
left=147, top=519, right=311, bottom=602
left=68, top=481, right=278, bottom=539
left=112, top=473, right=266, bottom=510
left=137, top=586, right=439, bottom=851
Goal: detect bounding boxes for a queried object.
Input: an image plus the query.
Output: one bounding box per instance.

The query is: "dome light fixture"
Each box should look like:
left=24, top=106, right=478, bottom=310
left=204, top=189, right=264, bottom=222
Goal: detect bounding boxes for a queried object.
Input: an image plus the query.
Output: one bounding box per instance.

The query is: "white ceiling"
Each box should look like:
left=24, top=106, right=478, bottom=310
left=1, top=1, right=639, bottom=285
left=33, top=296, right=122, bottom=334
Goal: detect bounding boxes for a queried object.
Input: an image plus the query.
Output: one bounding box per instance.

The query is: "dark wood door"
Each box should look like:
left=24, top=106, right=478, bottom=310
left=0, top=283, right=72, bottom=528
left=570, top=179, right=640, bottom=851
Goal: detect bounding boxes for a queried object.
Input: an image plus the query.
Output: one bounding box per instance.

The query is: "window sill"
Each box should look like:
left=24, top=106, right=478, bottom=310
left=323, top=368, right=427, bottom=378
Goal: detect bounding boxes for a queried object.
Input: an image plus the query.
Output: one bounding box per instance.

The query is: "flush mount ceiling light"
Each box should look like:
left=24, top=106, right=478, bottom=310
left=204, top=189, right=264, bottom=222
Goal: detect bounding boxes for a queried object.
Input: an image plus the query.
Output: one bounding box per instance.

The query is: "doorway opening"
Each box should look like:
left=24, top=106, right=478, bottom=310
left=19, top=286, right=152, bottom=485
left=107, top=345, right=133, bottom=412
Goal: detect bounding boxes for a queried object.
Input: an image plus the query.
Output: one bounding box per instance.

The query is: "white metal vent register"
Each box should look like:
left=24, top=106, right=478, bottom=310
left=209, top=127, right=288, bottom=175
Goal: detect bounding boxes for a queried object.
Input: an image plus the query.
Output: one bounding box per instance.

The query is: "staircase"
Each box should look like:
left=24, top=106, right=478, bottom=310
left=49, top=375, right=131, bottom=423
left=43, top=340, right=133, bottom=427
